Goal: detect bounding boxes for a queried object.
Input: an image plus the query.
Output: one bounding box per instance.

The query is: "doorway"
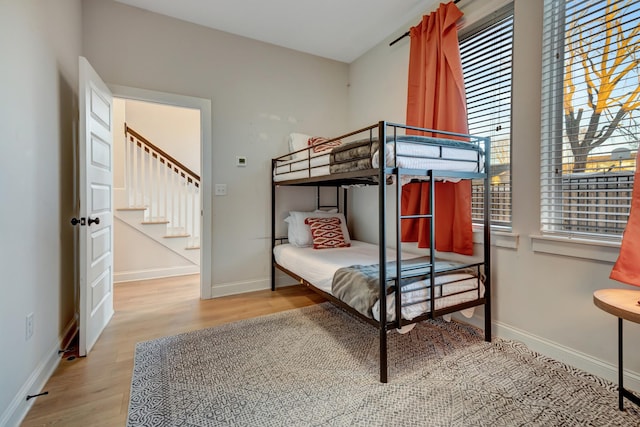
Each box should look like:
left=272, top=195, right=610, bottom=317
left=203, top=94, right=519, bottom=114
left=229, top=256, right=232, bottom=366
left=109, top=85, right=212, bottom=299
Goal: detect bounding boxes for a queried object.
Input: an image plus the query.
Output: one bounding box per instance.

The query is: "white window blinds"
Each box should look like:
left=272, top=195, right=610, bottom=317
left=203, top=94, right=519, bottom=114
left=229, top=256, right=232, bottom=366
left=541, top=0, right=640, bottom=238
left=460, top=4, right=514, bottom=228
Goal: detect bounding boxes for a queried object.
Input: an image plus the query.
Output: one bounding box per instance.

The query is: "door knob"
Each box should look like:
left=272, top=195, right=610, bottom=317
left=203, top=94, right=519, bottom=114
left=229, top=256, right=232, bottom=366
left=71, top=217, right=86, bottom=226
left=71, top=217, right=100, bottom=226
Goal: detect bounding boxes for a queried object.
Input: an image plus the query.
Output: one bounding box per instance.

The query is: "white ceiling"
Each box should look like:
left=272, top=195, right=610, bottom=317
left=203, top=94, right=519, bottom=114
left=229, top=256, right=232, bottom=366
left=114, top=0, right=440, bottom=63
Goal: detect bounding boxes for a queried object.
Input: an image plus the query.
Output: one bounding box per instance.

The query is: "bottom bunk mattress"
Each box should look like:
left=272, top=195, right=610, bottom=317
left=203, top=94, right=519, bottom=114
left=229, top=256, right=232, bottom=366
left=273, top=240, right=484, bottom=323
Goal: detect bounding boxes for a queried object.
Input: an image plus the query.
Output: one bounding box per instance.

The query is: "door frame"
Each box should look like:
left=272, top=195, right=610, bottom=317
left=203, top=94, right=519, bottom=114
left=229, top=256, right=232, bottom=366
left=109, top=84, right=212, bottom=299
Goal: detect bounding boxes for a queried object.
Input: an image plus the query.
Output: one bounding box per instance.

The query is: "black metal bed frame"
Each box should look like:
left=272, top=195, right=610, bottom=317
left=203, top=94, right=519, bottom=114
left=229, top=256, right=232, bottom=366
left=270, top=121, right=492, bottom=383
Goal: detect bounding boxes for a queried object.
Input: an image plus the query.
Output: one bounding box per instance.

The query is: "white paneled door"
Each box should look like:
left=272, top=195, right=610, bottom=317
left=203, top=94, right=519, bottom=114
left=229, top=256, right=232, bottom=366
left=78, top=57, right=114, bottom=356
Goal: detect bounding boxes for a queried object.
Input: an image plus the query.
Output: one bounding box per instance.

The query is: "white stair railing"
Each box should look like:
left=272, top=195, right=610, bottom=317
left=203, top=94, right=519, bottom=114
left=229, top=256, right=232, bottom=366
left=124, top=125, right=200, bottom=248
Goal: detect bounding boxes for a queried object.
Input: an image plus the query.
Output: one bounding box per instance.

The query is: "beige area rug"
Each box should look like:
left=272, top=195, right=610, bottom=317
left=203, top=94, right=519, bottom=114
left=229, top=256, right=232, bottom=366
left=128, top=303, right=640, bottom=426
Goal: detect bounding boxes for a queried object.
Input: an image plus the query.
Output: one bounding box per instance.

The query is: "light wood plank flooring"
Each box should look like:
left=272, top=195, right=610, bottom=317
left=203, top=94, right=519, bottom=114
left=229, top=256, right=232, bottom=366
left=21, top=275, right=324, bottom=426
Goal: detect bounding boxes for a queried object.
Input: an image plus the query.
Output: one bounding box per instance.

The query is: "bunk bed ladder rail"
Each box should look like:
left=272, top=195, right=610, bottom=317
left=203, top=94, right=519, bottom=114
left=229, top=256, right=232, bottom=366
left=428, top=170, right=437, bottom=316
left=394, top=185, right=437, bottom=328
left=271, top=159, right=276, bottom=291
left=378, top=121, right=389, bottom=383
left=482, top=135, right=492, bottom=342
left=379, top=120, right=438, bottom=384
left=395, top=152, right=402, bottom=334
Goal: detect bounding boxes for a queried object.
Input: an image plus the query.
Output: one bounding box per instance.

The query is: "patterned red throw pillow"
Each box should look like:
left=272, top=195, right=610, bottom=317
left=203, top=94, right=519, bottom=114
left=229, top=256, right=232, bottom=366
left=304, top=217, right=351, bottom=249
left=308, top=136, right=342, bottom=154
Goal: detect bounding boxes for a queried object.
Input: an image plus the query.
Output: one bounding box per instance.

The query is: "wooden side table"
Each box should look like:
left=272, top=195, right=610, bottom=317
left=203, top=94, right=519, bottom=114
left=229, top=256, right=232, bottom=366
left=593, top=288, right=640, bottom=410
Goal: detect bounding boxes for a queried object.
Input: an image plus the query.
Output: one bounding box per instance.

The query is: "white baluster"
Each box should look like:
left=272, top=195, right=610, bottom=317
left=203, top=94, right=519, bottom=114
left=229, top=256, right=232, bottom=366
left=178, top=178, right=183, bottom=234
left=170, top=165, right=176, bottom=235
left=163, top=159, right=167, bottom=220
left=151, top=149, right=157, bottom=220
left=190, top=184, right=196, bottom=247
left=124, top=129, right=201, bottom=246
left=133, top=140, right=139, bottom=207
left=125, top=135, right=132, bottom=206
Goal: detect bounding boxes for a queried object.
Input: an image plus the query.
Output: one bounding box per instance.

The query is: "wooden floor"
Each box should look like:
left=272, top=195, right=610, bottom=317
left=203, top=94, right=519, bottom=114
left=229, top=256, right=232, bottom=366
left=21, top=275, right=324, bottom=426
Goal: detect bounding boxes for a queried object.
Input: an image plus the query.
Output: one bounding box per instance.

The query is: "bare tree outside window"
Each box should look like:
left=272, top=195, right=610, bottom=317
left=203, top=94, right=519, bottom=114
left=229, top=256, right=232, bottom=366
left=563, top=0, right=640, bottom=173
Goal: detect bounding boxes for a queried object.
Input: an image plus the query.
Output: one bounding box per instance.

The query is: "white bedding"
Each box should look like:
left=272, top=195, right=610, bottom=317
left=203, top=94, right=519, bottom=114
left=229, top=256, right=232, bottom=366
left=273, top=240, right=483, bottom=323
left=273, top=141, right=482, bottom=183
left=273, top=153, right=330, bottom=181
left=373, top=141, right=482, bottom=172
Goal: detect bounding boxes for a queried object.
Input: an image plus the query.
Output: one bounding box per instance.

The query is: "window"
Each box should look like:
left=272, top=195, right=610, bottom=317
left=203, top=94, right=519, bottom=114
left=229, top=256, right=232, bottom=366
left=541, top=0, right=640, bottom=239
left=460, top=4, right=514, bottom=228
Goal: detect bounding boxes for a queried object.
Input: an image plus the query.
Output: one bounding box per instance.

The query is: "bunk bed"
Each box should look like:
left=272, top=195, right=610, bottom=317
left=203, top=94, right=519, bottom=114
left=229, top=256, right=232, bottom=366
left=270, top=121, right=491, bottom=383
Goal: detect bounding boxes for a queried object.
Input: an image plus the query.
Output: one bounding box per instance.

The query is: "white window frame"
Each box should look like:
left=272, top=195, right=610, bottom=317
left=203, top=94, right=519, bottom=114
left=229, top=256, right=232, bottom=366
left=540, top=0, right=639, bottom=242
left=460, top=3, right=515, bottom=230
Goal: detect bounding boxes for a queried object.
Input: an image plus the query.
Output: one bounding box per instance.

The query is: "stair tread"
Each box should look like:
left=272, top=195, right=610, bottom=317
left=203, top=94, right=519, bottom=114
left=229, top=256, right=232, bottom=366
left=117, top=207, right=147, bottom=211
left=185, top=246, right=200, bottom=250
left=164, top=234, right=191, bottom=238
left=142, top=220, right=170, bottom=224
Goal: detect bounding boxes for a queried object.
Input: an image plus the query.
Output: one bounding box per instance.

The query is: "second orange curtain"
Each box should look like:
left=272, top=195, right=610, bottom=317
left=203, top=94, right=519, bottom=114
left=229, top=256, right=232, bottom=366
left=402, top=1, right=473, bottom=256
left=610, top=153, right=640, bottom=287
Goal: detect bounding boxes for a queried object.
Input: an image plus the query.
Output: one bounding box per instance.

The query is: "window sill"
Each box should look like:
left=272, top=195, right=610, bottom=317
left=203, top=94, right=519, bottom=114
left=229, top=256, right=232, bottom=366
left=530, top=234, right=621, bottom=263
left=473, top=228, right=519, bottom=249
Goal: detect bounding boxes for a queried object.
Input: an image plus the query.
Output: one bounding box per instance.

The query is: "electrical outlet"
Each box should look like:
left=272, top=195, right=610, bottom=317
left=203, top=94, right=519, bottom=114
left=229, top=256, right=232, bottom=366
left=26, top=313, right=34, bottom=341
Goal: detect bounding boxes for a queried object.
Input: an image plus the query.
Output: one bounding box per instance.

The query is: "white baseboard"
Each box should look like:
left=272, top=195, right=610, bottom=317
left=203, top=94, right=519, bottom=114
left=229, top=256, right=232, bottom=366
left=460, top=314, right=640, bottom=394
left=1, top=319, right=76, bottom=427
left=209, top=272, right=299, bottom=298
left=211, top=278, right=271, bottom=298
left=114, top=265, right=200, bottom=283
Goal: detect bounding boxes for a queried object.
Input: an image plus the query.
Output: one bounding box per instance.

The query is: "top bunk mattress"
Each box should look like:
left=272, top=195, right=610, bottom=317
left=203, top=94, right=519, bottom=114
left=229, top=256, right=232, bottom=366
left=332, top=135, right=483, bottom=174
left=273, top=133, right=484, bottom=183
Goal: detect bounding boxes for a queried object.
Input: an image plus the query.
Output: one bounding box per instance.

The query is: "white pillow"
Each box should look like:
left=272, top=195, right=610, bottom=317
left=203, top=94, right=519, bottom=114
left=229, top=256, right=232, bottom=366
left=285, top=210, right=351, bottom=247
left=288, top=133, right=312, bottom=161
left=284, top=208, right=338, bottom=245
left=288, top=133, right=339, bottom=161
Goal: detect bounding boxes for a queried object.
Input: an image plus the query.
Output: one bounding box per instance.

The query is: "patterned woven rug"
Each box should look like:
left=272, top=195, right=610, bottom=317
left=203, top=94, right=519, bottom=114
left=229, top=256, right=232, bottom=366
left=128, top=303, right=639, bottom=426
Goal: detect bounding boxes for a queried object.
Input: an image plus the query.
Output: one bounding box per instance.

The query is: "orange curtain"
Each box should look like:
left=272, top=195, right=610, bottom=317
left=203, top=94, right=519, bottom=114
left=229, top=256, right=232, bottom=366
left=402, top=1, right=473, bottom=256
left=610, top=155, right=640, bottom=286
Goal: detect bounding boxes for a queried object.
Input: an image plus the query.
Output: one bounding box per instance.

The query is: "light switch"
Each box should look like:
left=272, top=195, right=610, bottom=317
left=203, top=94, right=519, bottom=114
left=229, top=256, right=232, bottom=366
left=215, top=184, right=227, bottom=196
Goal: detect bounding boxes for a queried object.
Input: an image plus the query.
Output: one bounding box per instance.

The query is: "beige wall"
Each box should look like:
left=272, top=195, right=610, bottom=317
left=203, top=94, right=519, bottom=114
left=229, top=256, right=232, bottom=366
left=0, top=0, right=82, bottom=424
left=113, top=218, right=195, bottom=276
left=3, top=0, right=637, bottom=423
left=111, top=98, right=201, bottom=281
left=347, top=0, right=640, bottom=389
left=82, top=0, right=350, bottom=295
left=123, top=99, right=201, bottom=175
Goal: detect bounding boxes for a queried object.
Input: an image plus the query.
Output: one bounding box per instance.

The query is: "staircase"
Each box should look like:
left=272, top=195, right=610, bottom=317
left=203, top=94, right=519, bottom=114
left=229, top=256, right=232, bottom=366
left=115, top=125, right=200, bottom=265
